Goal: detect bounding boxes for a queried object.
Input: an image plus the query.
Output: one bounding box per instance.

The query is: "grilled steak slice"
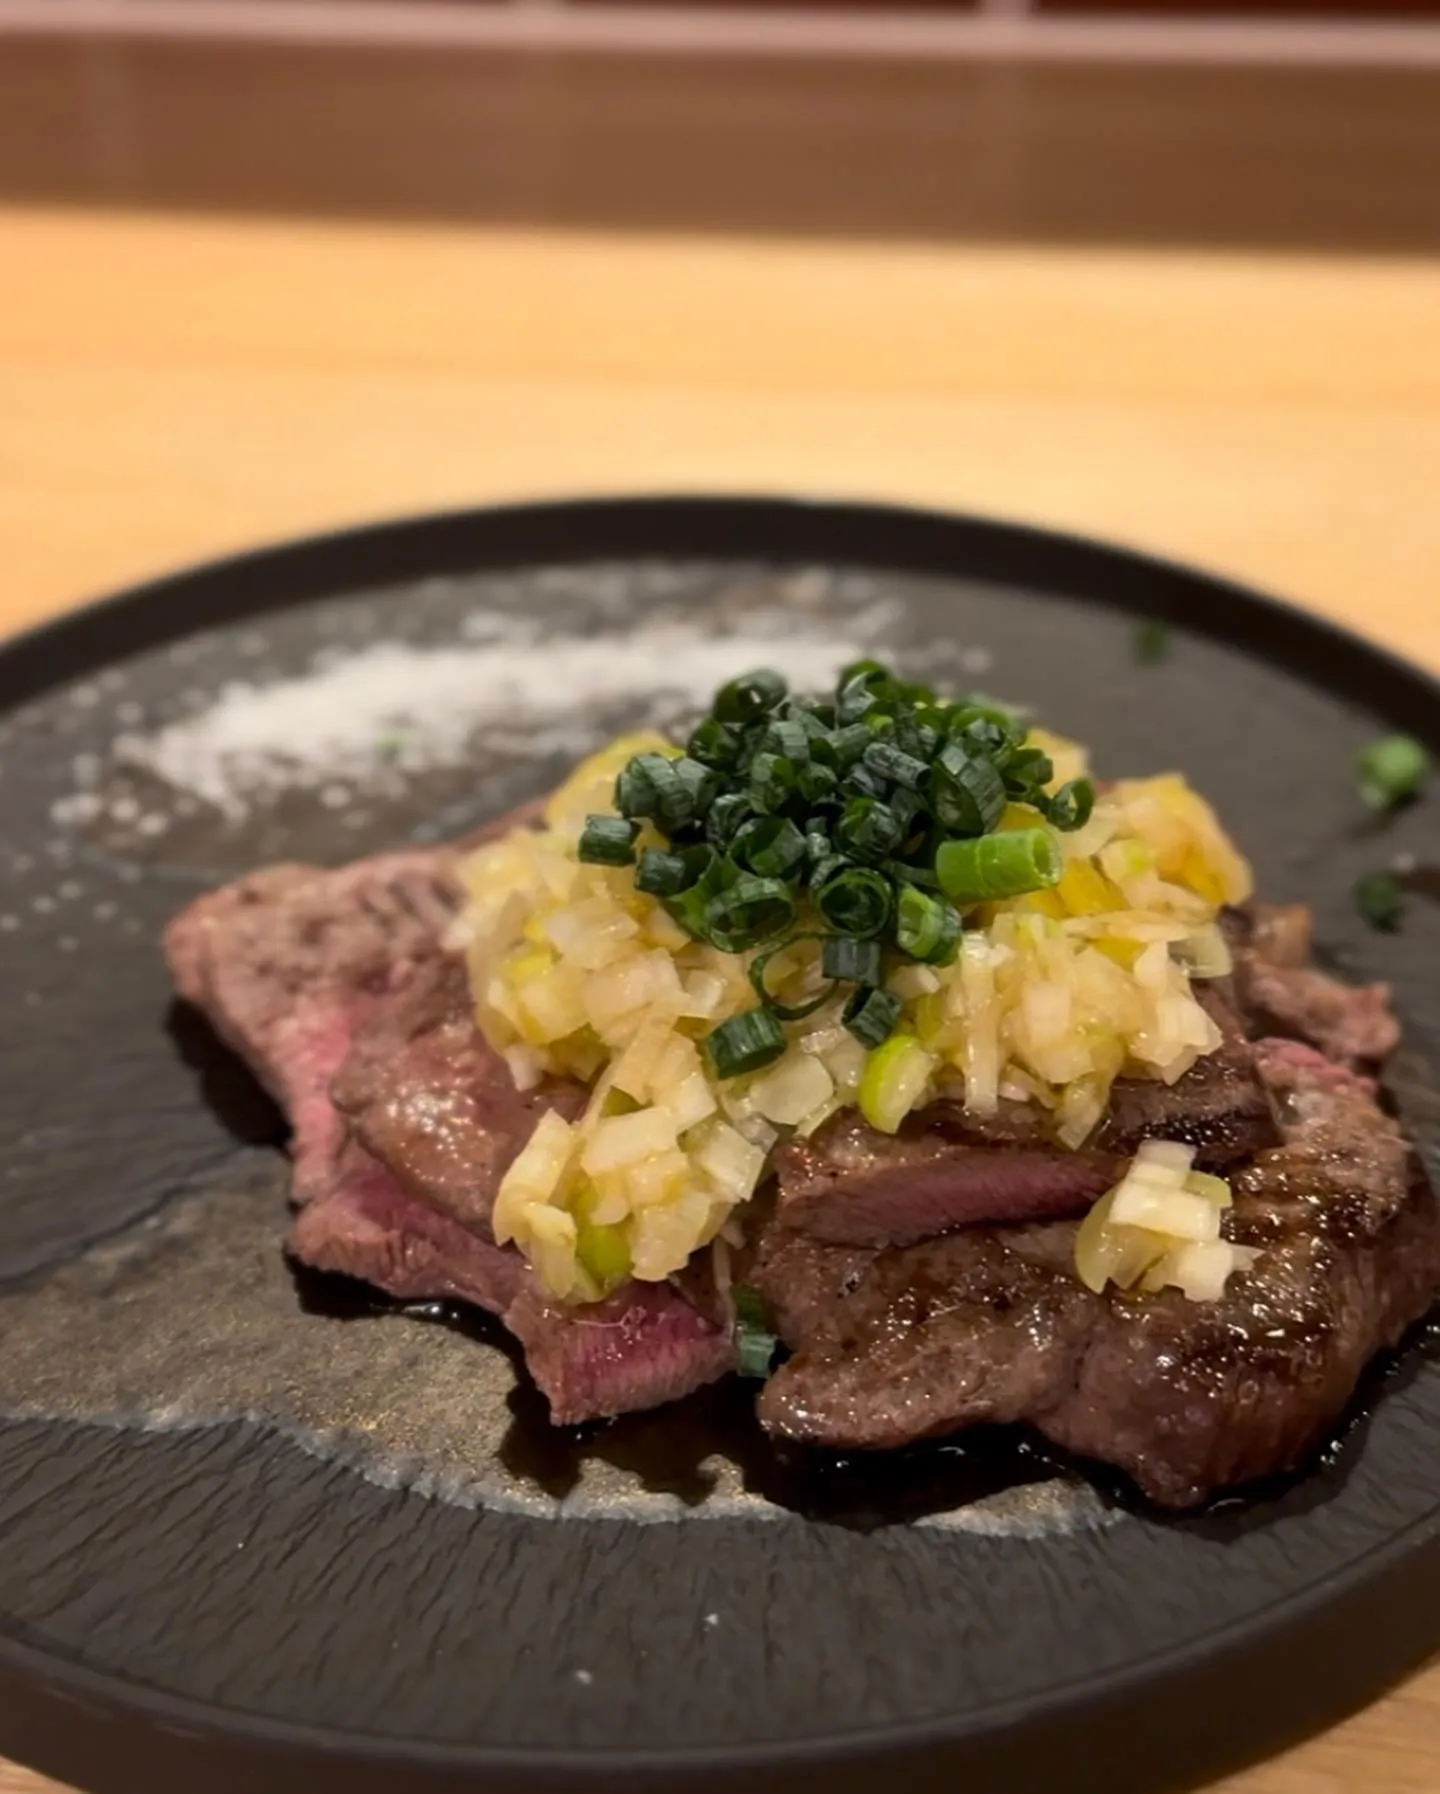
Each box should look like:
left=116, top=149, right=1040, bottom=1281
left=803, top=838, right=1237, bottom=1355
left=773, top=988, right=1275, bottom=1249
left=757, top=1038, right=1440, bottom=1506
left=292, top=1139, right=526, bottom=1313
left=166, top=826, right=734, bottom=1424
left=293, top=1143, right=732, bottom=1423
left=333, top=956, right=586, bottom=1238
left=774, top=1112, right=1121, bottom=1248
left=1224, top=903, right=1400, bottom=1067
left=164, top=851, right=462, bottom=1201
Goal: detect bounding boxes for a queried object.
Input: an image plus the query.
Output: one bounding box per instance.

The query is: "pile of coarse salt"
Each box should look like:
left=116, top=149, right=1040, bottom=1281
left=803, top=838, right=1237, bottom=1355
left=104, top=619, right=893, bottom=822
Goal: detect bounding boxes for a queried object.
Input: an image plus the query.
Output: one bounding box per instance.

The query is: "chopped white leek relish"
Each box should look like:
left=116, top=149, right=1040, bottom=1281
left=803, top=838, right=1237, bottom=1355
left=1074, top=1141, right=1259, bottom=1303
left=463, top=724, right=1253, bottom=1302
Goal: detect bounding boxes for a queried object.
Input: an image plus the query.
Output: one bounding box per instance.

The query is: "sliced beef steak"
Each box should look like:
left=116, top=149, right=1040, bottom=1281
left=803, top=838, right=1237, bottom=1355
left=165, top=822, right=734, bottom=1424
left=758, top=1039, right=1440, bottom=1506
left=333, top=956, right=587, bottom=1239
left=164, top=850, right=462, bottom=1200
left=1224, top=902, right=1401, bottom=1067
left=292, top=1143, right=732, bottom=1423
left=773, top=988, right=1275, bottom=1249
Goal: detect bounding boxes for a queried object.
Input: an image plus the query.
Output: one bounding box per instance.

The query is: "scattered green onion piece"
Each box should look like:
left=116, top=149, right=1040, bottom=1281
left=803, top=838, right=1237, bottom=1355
left=577, top=815, right=640, bottom=866
left=863, top=740, right=929, bottom=790
left=895, top=884, right=962, bottom=965
left=705, top=792, right=752, bottom=849
left=823, top=935, right=883, bottom=985
left=931, top=745, right=1007, bottom=837
left=843, top=985, right=904, bottom=1050
left=737, top=1329, right=779, bottom=1378
left=749, top=934, right=835, bottom=1022
left=707, top=1008, right=787, bottom=1079
left=687, top=719, right=742, bottom=769
left=749, top=751, right=797, bottom=814
left=731, top=815, right=808, bottom=880
left=704, top=875, right=796, bottom=953
left=950, top=702, right=1023, bottom=744
left=635, top=844, right=709, bottom=898
left=1044, top=777, right=1096, bottom=832
left=1356, top=870, right=1405, bottom=931
left=936, top=828, right=1062, bottom=904
left=1135, top=620, right=1171, bottom=665
left=735, top=1283, right=770, bottom=1333
left=816, top=866, right=894, bottom=939
left=836, top=797, right=903, bottom=863
left=1359, top=736, right=1432, bottom=811
left=714, top=669, right=787, bottom=726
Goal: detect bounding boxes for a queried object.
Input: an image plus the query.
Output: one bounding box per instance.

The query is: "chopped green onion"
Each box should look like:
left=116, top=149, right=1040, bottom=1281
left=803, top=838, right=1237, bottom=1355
left=1356, top=870, right=1405, bottom=931
left=836, top=797, right=903, bottom=863
left=664, top=850, right=732, bottom=941
left=936, top=828, right=1062, bottom=904
left=731, top=815, right=808, bottom=880
left=704, top=875, right=796, bottom=953
left=687, top=718, right=742, bottom=769
left=895, top=885, right=961, bottom=964
left=749, top=934, right=835, bottom=1022
left=1135, top=620, right=1170, bottom=665
left=796, top=761, right=838, bottom=805
left=705, top=792, right=752, bottom=848
left=734, top=1283, right=769, bottom=1332
left=635, top=845, right=708, bottom=897
left=707, top=1008, right=787, bottom=1079
left=931, top=745, right=1007, bottom=837
left=822, top=935, right=883, bottom=985
left=761, top=718, right=811, bottom=763
left=714, top=669, right=787, bottom=726
left=842, top=985, right=904, bottom=1049
left=577, top=815, right=640, bottom=866
left=737, top=1327, right=779, bottom=1379
left=815, top=866, right=893, bottom=938
left=1002, top=746, right=1054, bottom=798
left=894, top=714, right=939, bottom=764
left=863, top=740, right=930, bottom=790
left=614, top=753, right=674, bottom=821
left=1044, top=778, right=1096, bottom=832
left=846, top=763, right=890, bottom=803
left=748, top=751, right=796, bottom=813
left=810, top=851, right=851, bottom=893
left=733, top=1285, right=780, bottom=1377
left=825, top=722, right=872, bottom=768
left=655, top=756, right=719, bottom=831
left=1359, top=736, right=1432, bottom=811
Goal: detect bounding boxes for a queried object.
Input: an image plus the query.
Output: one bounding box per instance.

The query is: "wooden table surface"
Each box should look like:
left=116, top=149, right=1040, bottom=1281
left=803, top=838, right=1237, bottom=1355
left=3, top=144, right=1440, bottom=1794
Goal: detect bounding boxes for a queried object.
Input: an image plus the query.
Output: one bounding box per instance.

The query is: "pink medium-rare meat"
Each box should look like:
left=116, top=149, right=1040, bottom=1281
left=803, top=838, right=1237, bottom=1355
left=164, top=826, right=736, bottom=1423
left=163, top=850, right=462, bottom=1200
left=332, top=956, right=587, bottom=1239
left=772, top=986, right=1276, bottom=1250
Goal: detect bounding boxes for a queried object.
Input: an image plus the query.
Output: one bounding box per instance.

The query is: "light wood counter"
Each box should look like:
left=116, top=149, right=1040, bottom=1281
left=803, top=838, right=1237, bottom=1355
left=1, top=200, right=1438, bottom=1793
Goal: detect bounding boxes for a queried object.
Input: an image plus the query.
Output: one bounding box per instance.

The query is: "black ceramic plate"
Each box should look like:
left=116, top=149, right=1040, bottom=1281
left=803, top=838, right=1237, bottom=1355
left=2, top=498, right=1439, bottom=1794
